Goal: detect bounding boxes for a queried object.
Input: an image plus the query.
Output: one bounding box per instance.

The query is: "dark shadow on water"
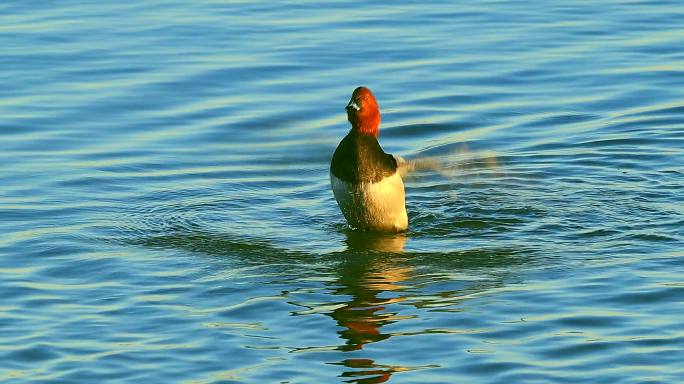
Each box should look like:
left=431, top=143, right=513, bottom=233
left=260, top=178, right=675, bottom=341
left=125, top=227, right=533, bottom=383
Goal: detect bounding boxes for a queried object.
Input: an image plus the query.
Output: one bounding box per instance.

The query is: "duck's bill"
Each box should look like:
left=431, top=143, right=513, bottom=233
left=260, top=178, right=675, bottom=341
left=346, top=99, right=360, bottom=111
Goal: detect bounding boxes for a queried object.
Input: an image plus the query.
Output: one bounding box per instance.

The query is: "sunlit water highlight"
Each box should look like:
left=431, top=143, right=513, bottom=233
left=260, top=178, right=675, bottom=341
left=1, top=1, right=683, bottom=383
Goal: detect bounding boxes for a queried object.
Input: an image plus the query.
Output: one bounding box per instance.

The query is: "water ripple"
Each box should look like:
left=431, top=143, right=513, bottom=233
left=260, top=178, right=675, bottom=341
left=2, top=1, right=684, bottom=383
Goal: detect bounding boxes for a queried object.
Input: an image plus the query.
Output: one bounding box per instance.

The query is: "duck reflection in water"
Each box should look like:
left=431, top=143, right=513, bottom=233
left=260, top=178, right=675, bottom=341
left=344, top=229, right=408, bottom=254
left=328, top=230, right=411, bottom=383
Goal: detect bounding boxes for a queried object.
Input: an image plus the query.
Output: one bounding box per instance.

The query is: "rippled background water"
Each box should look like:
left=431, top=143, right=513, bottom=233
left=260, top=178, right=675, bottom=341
left=2, top=1, right=684, bottom=383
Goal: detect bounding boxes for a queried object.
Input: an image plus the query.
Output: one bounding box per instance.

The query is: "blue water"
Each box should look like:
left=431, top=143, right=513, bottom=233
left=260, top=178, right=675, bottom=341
left=2, top=1, right=684, bottom=383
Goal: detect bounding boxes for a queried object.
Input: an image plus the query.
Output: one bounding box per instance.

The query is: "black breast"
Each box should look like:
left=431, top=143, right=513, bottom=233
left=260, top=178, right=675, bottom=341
left=330, top=130, right=397, bottom=183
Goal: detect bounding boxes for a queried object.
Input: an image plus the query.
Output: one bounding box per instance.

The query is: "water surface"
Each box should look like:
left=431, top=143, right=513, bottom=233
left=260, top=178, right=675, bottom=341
left=1, top=1, right=684, bottom=383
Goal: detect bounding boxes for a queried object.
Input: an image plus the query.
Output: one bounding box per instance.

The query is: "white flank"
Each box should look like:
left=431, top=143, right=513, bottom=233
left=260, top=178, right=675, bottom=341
left=330, top=171, right=408, bottom=232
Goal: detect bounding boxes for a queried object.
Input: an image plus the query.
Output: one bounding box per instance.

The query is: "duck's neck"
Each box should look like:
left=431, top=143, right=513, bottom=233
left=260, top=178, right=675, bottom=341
left=350, top=115, right=380, bottom=137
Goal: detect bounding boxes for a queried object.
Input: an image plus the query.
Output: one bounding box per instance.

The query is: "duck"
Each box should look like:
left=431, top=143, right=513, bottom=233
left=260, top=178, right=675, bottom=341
left=330, top=86, right=408, bottom=232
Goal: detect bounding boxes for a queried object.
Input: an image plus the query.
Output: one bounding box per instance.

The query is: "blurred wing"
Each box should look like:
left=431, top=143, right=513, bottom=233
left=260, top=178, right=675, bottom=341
left=393, top=155, right=443, bottom=178
left=393, top=155, right=410, bottom=177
